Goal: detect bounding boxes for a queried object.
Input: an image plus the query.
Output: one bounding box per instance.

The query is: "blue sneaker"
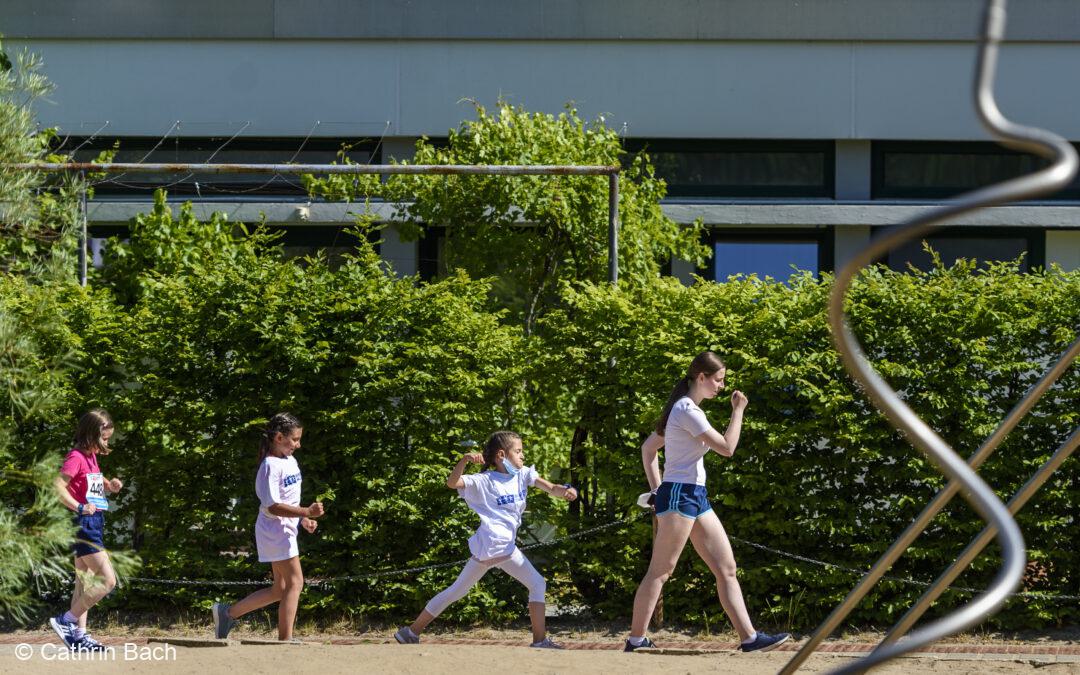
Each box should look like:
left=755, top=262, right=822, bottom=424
left=212, top=602, right=235, bottom=639
left=624, top=636, right=657, bottom=652
left=49, top=614, right=79, bottom=649
left=72, top=634, right=109, bottom=652
left=739, top=631, right=791, bottom=653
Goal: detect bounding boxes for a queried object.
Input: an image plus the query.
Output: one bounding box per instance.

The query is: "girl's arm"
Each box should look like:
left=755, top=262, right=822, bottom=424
left=532, top=477, right=577, bottom=502
left=54, top=474, right=83, bottom=512
left=641, top=432, right=664, bottom=491
left=268, top=502, right=324, bottom=518
left=446, top=452, right=483, bottom=489
left=696, top=391, right=747, bottom=457
left=105, top=477, right=123, bottom=493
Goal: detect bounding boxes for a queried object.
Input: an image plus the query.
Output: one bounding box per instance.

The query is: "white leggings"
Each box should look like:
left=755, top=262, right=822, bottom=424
left=424, top=549, right=546, bottom=618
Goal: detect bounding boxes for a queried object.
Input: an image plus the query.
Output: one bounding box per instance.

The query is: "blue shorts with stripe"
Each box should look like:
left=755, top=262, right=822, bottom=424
left=73, top=512, right=106, bottom=558
left=655, top=482, right=712, bottom=520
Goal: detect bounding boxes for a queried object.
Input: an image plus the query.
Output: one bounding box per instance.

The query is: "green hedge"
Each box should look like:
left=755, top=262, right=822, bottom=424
left=10, top=211, right=1079, bottom=630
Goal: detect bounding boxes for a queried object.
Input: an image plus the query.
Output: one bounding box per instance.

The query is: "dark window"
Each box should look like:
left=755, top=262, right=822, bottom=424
left=705, top=229, right=830, bottom=284
left=58, top=136, right=381, bottom=197
left=873, top=227, right=1044, bottom=272
left=872, top=141, right=1080, bottom=200
left=417, top=225, right=446, bottom=281
left=625, top=139, right=834, bottom=198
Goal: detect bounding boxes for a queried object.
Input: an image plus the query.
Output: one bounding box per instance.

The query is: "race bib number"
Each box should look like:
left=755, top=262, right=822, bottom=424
left=85, top=472, right=109, bottom=511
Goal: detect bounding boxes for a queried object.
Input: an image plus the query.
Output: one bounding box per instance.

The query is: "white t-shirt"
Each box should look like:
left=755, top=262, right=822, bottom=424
left=254, top=455, right=303, bottom=562
left=661, top=397, right=715, bottom=486
left=457, top=466, right=538, bottom=561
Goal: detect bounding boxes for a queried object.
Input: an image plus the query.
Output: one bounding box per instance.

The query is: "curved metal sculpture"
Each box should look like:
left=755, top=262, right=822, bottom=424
left=780, top=1, right=1080, bottom=673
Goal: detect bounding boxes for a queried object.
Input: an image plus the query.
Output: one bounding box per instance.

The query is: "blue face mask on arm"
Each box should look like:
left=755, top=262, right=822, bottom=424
left=501, top=458, right=520, bottom=476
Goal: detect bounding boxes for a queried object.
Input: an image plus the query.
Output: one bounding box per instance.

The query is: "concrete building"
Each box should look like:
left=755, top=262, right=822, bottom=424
left=4, top=0, right=1080, bottom=280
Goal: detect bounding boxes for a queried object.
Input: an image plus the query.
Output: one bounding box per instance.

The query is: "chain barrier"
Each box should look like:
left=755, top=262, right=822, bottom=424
left=729, top=535, right=1080, bottom=602
left=113, top=510, right=1078, bottom=602
left=122, top=511, right=650, bottom=590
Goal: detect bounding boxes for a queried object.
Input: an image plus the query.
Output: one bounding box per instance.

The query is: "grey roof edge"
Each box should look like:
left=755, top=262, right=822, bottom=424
left=3, top=0, right=1080, bottom=42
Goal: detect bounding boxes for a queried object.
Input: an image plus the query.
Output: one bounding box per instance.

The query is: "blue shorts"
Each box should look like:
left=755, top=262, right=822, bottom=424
left=73, top=512, right=106, bottom=558
left=655, top=482, right=713, bottom=520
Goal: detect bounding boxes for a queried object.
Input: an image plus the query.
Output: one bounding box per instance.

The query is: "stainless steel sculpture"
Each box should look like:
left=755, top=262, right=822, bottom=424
left=781, top=1, right=1080, bottom=672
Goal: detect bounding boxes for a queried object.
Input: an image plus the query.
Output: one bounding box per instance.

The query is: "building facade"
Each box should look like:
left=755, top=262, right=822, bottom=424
left=4, top=0, right=1080, bottom=280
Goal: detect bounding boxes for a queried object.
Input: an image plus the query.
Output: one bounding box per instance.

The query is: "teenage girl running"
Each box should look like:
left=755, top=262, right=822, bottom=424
left=625, top=351, right=791, bottom=653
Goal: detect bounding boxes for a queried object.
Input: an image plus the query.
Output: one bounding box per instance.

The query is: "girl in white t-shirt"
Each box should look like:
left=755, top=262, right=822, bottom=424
left=394, top=431, right=577, bottom=649
left=211, top=413, right=326, bottom=641
left=626, top=351, right=790, bottom=654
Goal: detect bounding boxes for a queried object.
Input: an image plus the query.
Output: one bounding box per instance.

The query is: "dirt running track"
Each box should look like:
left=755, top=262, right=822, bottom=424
left=2, top=642, right=1078, bottom=674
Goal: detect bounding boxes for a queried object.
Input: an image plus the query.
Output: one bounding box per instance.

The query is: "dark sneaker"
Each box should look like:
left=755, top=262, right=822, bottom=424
left=212, top=602, right=235, bottom=639
left=739, top=631, right=791, bottom=653
left=529, top=638, right=563, bottom=649
left=49, top=614, right=79, bottom=649
left=73, top=634, right=109, bottom=652
left=624, top=636, right=657, bottom=652
left=394, top=627, right=419, bottom=644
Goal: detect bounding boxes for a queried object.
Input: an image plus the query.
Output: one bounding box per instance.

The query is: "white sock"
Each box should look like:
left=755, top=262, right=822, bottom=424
left=741, top=631, right=758, bottom=645
left=628, top=635, right=646, bottom=646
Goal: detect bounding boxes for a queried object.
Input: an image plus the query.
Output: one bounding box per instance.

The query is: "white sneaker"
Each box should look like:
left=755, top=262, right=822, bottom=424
left=530, top=638, right=564, bottom=649
left=394, top=627, right=419, bottom=644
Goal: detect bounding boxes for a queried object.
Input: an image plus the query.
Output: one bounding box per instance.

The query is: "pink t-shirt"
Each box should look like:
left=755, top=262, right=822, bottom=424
left=60, top=448, right=103, bottom=507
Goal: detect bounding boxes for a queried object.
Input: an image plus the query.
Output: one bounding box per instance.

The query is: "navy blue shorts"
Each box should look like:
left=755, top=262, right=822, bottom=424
left=655, top=482, right=713, bottom=520
left=73, top=512, right=106, bottom=558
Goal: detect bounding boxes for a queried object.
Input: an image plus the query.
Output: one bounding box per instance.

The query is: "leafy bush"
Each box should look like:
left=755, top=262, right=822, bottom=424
left=305, top=101, right=708, bottom=334
left=14, top=218, right=1073, bottom=632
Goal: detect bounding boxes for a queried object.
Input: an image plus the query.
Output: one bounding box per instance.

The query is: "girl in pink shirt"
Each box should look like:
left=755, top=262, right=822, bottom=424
left=49, top=409, right=124, bottom=652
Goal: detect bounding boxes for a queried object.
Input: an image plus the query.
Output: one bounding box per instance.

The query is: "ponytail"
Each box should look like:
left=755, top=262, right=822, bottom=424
left=655, top=378, right=691, bottom=435
left=654, top=351, right=726, bottom=436
left=258, top=412, right=303, bottom=463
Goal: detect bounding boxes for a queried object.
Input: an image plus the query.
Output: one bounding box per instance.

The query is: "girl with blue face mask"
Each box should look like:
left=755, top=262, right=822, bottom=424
left=394, top=431, right=577, bottom=649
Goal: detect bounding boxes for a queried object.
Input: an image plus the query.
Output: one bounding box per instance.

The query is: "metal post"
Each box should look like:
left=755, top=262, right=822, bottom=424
left=608, top=172, right=619, bottom=285
left=78, top=171, right=88, bottom=286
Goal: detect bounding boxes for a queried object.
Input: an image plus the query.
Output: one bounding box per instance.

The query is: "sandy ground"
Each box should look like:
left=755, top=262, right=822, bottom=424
left=2, top=641, right=1078, bottom=674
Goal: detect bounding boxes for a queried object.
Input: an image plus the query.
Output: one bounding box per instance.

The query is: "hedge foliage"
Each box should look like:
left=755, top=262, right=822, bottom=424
left=7, top=199, right=1078, bottom=632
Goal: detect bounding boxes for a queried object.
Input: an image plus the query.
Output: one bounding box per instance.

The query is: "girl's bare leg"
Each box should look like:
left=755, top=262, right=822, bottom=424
left=689, top=510, right=755, bottom=641
left=629, top=514, right=695, bottom=637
